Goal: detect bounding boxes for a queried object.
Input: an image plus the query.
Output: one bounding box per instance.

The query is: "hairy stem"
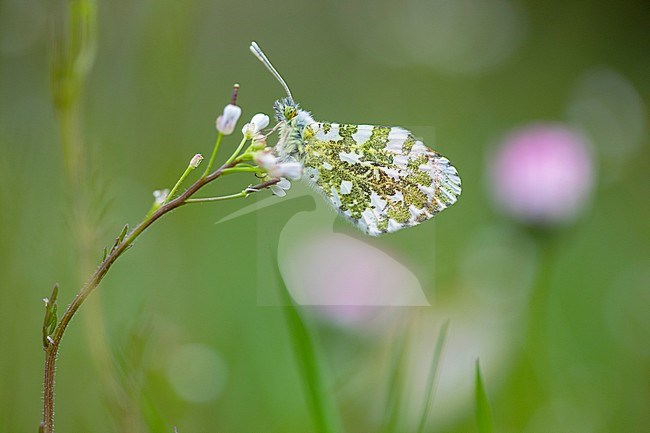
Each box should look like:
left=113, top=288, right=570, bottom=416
left=41, top=161, right=278, bottom=432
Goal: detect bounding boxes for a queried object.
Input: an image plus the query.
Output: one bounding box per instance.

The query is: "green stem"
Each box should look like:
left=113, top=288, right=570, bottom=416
left=165, top=164, right=196, bottom=204
left=225, top=136, right=249, bottom=166
left=221, top=166, right=263, bottom=175
left=185, top=177, right=280, bottom=204
left=202, top=133, right=223, bottom=178
left=527, top=234, right=557, bottom=356
left=184, top=192, right=247, bottom=203
left=503, top=230, right=558, bottom=428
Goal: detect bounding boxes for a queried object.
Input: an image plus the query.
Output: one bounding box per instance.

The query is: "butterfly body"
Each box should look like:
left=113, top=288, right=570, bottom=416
left=272, top=98, right=461, bottom=236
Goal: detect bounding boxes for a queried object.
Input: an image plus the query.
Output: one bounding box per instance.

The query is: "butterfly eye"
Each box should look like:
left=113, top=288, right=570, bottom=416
left=284, top=106, right=297, bottom=120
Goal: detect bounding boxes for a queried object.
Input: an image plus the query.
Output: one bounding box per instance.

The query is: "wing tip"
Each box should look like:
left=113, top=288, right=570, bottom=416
left=435, top=157, right=462, bottom=208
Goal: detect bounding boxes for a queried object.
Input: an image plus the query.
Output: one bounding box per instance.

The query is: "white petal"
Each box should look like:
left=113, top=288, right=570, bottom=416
left=253, top=150, right=278, bottom=170
left=277, top=178, right=291, bottom=189
left=216, top=104, right=242, bottom=135
left=270, top=185, right=286, bottom=197
left=251, top=113, right=270, bottom=130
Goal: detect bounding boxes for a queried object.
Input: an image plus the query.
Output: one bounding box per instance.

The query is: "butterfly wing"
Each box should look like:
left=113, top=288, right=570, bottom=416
left=300, top=123, right=461, bottom=236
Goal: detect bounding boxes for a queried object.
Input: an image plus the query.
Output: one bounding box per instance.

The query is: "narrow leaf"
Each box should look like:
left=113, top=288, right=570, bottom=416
left=50, top=284, right=59, bottom=305
left=381, top=326, right=408, bottom=433
left=42, top=284, right=59, bottom=349
left=475, top=359, right=495, bottom=433
left=415, top=320, right=450, bottom=433
left=277, top=268, right=342, bottom=433
left=117, top=223, right=129, bottom=243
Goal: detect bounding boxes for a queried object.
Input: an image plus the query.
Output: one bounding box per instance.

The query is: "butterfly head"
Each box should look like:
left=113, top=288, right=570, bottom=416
left=274, top=97, right=299, bottom=122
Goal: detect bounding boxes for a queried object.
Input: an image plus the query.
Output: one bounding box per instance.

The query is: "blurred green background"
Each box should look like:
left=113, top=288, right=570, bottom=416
left=1, top=0, right=648, bottom=432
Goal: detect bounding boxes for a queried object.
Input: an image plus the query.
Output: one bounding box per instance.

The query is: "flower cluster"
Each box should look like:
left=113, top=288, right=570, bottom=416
left=253, top=148, right=302, bottom=180
left=252, top=147, right=302, bottom=196
left=213, top=94, right=303, bottom=197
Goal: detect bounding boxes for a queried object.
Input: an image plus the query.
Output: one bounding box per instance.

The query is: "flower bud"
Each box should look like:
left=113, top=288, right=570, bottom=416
left=189, top=153, right=203, bottom=169
left=242, top=113, right=270, bottom=138
left=216, top=104, right=242, bottom=135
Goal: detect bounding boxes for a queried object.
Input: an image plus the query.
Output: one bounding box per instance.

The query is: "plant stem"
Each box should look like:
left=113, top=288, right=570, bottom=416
left=41, top=164, right=276, bottom=433
left=184, top=179, right=280, bottom=204
left=202, top=133, right=223, bottom=178
left=165, top=164, right=196, bottom=204
left=225, top=136, right=249, bottom=166
left=184, top=192, right=247, bottom=203
left=221, top=166, right=263, bottom=175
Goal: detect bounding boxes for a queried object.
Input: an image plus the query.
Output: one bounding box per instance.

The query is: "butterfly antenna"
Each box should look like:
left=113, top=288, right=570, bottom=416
left=249, top=41, right=294, bottom=103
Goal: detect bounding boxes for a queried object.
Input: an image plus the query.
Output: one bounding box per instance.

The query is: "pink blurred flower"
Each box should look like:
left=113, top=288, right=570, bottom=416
left=279, top=232, right=429, bottom=328
left=490, top=124, right=595, bottom=226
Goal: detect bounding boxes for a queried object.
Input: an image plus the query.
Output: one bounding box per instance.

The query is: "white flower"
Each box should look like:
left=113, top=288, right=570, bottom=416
left=253, top=148, right=303, bottom=180
left=275, top=161, right=302, bottom=180
left=189, top=153, right=203, bottom=168
left=270, top=178, right=291, bottom=197
left=242, top=113, right=270, bottom=138
left=153, top=189, right=169, bottom=205
left=253, top=148, right=278, bottom=169
left=215, top=104, right=242, bottom=135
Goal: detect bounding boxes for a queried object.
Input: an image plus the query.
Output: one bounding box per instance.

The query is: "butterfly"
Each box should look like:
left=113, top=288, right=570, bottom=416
left=250, top=42, right=461, bottom=236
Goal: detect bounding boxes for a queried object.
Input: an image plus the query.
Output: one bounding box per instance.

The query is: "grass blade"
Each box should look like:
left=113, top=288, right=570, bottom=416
left=277, top=270, right=342, bottom=433
left=475, top=359, right=495, bottom=433
left=380, top=325, right=409, bottom=433
left=415, top=320, right=450, bottom=433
